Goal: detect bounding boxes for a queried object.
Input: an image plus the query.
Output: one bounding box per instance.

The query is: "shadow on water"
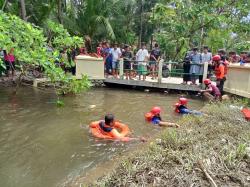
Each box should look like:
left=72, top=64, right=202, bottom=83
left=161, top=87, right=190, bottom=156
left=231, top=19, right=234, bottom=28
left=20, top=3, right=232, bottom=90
left=0, top=87, right=204, bottom=187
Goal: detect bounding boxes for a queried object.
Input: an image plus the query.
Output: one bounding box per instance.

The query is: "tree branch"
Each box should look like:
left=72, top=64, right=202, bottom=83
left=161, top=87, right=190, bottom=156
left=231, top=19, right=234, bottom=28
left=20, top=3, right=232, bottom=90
left=1, top=0, right=8, bottom=11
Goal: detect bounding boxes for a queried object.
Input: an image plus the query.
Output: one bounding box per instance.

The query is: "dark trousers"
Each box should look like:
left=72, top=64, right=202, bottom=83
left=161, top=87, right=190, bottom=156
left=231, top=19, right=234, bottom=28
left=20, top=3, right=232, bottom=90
left=217, top=78, right=225, bottom=95
left=71, top=66, right=76, bottom=75
left=199, top=75, right=203, bottom=84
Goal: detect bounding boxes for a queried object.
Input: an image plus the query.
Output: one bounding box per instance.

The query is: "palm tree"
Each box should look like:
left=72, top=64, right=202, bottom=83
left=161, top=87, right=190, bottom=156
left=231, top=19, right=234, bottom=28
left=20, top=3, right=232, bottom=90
left=76, top=0, right=117, bottom=40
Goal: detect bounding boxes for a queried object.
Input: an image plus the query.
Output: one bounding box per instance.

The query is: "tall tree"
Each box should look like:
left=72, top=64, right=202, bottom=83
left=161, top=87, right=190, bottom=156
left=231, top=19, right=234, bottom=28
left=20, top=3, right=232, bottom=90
left=20, top=0, right=27, bottom=21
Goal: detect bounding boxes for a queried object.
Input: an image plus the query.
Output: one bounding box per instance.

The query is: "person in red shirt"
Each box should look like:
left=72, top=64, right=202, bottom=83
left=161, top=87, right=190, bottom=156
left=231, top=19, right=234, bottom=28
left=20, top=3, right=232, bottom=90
left=228, top=51, right=240, bottom=63
left=4, top=48, right=16, bottom=77
left=96, top=42, right=102, bottom=57
left=199, top=79, right=221, bottom=101
left=213, top=55, right=225, bottom=94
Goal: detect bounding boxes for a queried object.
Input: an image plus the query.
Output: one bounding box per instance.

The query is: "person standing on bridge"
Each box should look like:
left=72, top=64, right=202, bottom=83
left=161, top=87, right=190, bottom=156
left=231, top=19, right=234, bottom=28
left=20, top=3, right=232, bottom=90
left=122, top=45, right=133, bottom=80
left=110, top=43, right=122, bottom=78
left=201, top=46, right=212, bottom=80
left=150, top=43, right=161, bottom=80
left=136, top=43, right=149, bottom=81
left=190, top=47, right=202, bottom=85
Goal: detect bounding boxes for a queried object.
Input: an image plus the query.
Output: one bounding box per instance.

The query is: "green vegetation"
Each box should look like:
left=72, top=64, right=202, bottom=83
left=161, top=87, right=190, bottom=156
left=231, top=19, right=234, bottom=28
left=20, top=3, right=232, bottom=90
left=96, top=102, right=250, bottom=186
left=1, top=0, right=249, bottom=60
left=0, top=11, right=90, bottom=95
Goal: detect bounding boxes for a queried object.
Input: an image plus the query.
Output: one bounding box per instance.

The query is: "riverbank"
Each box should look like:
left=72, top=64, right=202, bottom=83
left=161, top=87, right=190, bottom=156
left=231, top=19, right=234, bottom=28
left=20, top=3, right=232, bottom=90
left=95, top=102, right=250, bottom=186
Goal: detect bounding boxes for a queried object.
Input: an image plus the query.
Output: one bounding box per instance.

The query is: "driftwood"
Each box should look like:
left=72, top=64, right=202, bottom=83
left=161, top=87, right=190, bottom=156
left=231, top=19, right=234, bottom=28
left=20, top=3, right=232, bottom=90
left=198, top=160, right=218, bottom=187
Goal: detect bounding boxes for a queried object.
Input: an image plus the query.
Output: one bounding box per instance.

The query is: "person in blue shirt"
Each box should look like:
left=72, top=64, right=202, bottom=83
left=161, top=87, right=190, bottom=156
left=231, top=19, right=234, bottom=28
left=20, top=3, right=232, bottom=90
left=145, top=107, right=179, bottom=127
left=175, top=98, right=203, bottom=115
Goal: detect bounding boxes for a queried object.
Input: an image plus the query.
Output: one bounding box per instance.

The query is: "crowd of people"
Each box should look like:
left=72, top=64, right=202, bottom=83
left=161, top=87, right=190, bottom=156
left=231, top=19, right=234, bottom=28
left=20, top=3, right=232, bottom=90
left=98, top=41, right=161, bottom=80
left=1, top=43, right=250, bottom=99
left=98, top=42, right=250, bottom=83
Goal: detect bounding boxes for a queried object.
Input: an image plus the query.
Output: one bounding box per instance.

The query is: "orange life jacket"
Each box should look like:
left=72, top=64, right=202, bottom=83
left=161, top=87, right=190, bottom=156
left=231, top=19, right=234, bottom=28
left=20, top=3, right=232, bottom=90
left=242, top=108, right=250, bottom=121
left=214, top=63, right=225, bottom=79
left=144, top=112, right=153, bottom=122
left=174, top=103, right=181, bottom=113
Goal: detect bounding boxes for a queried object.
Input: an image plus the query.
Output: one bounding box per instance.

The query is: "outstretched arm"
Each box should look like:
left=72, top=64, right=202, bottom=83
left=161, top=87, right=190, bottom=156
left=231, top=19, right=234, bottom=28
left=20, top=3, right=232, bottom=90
left=110, top=129, right=146, bottom=142
left=159, top=121, right=179, bottom=128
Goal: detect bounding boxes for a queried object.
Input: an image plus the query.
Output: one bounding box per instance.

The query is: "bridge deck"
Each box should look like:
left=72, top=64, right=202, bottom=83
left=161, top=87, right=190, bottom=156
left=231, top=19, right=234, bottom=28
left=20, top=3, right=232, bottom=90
left=104, top=77, right=201, bottom=91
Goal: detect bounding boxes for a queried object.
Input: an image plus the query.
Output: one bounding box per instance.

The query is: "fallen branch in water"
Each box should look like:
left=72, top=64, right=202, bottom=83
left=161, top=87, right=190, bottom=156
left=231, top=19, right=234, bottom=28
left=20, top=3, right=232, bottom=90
left=198, top=160, right=218, bottom=187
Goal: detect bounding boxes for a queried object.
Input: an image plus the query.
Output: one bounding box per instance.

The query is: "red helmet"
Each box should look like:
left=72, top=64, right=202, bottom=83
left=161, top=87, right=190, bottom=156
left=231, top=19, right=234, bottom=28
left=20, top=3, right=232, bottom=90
left=204, top=79, right=211, bottom=85
left=179, top=98, right=188, bottom=105
left=151, top=106, right=161, bottom=115
left=212, top=55, right=221, bottom=61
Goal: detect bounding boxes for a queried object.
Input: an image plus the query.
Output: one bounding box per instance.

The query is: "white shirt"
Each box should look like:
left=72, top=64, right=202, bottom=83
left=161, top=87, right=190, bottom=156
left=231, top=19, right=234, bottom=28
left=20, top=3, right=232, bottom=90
left=110, top=48, right=121, bottom=62
left=201, top=52, right=212, bottom=63
left=136, top=49, right=149, bottom=65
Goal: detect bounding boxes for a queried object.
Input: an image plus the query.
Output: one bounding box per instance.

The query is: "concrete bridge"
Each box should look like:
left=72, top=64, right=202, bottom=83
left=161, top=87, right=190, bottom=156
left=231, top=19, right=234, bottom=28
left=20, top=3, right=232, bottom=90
left=34, top=55, right=250, bottom=98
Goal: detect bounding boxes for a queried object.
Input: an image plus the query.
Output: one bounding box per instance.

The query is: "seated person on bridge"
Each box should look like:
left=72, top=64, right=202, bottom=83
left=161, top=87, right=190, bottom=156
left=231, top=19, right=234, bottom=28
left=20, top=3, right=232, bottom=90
left=145, top=107, right=179, bottom=128
left=199, top=79, right=221, bottom=101
left=175, top=98, right=203, bottom=115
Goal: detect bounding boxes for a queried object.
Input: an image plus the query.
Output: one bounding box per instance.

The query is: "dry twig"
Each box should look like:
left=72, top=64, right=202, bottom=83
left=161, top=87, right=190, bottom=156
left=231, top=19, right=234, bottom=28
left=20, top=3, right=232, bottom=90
left=198, top=160, right=218, bottom=187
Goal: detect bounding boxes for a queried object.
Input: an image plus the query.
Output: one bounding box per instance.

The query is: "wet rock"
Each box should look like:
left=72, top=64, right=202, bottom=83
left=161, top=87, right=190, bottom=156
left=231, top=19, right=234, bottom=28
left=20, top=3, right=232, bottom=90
left=89, top=105, right=96, bottom=109
left=164, top=90, right=169, bottom=94
left=155, top=138, right=162, bottom=145
left=246, top=147, right=250, bottom=158
left=221, top=138, right=228, bottom=144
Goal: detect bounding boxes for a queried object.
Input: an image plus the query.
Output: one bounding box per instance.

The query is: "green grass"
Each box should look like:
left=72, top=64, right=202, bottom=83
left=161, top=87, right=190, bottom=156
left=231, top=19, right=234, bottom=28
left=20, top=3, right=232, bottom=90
left=94, top=102, right=250, bottom=187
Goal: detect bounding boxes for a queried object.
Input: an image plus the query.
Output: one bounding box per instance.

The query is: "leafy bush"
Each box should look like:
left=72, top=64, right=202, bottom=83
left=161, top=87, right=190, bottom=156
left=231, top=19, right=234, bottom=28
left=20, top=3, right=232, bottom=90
left=0, top=11, right=90, bottom=95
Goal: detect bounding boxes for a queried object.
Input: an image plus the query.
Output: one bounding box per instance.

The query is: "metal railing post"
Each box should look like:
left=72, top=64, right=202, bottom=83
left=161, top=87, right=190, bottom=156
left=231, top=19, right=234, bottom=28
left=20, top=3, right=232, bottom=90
left=202, top=61, right=208, bottom=83
left=119, top=58, right=124, bottom=79
left=158, top=60, right=163, bottom=83
left=168, top=61, right=172, bottom=77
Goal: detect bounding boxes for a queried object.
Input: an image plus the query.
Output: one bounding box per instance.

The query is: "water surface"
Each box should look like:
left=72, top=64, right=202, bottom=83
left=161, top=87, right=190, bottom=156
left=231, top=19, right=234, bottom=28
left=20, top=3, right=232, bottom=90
left=0, top=87, right=203, bottom=187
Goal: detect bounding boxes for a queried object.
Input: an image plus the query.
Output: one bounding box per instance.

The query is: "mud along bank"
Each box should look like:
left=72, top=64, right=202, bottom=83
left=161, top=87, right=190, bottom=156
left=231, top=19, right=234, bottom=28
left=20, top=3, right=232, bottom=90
left=93, top=102, right=250, bottom=187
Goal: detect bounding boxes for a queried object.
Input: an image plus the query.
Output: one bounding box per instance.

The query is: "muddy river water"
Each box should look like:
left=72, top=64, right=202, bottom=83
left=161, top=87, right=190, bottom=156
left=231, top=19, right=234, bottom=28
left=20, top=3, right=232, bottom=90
left=0, top=87, right=203, bottom=187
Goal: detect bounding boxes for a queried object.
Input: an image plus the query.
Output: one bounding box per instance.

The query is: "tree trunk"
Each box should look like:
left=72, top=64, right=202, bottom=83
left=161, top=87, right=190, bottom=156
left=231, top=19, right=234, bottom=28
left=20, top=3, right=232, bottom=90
left=20, top=0, right=27, bottom=21
left=138, top=0, right=143, bottom=48
left=1, top=0, right=8, bottom=11
left=57, top=0, right=63, bottom=24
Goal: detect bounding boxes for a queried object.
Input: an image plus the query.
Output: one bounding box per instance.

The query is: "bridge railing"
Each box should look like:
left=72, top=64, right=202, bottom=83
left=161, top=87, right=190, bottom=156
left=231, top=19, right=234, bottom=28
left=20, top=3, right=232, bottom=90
left=118, top=58, right=209, bottom=84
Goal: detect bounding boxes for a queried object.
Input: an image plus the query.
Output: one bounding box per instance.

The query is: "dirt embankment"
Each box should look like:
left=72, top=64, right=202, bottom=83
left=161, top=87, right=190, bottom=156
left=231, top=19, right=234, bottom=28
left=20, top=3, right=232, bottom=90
left=94, top=102, right=250, bottom=187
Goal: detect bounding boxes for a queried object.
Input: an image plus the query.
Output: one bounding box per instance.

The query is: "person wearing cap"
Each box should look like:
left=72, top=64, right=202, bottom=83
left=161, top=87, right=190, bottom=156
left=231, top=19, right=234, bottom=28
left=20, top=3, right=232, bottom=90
left=199, top=79, right=221, bottom=101
left=190, top=47, right=202, bottom=85
left=174, top=98, right=203, bottom=115
left=145, top=107, right=179, bottom=127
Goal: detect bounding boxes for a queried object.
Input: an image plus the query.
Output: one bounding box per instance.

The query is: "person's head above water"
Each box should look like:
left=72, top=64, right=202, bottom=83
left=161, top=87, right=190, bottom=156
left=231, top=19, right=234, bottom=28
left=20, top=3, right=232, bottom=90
left=179, top=97, right=188, bottom=105
left=151, top=106, right=161, bottom=116
left=105, top=114, right=115, bottom=126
